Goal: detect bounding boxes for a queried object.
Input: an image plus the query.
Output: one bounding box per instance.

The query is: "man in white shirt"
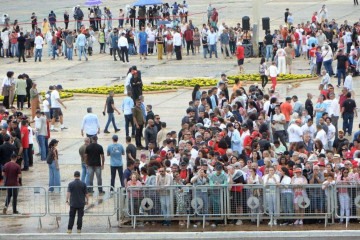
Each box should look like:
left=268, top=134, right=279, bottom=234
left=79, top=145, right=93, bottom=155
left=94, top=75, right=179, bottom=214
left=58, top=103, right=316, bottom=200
left=325, top=117, right=336, bottom=150
left=34, top=34, right=44, bottom=62
left=327, top=92, right=340, bottom=137
left=118, top=32, right=129, bottom=63
left=50, top=84, right=67, bottom=131
left=272, top=105, right=288, bottom=150
left=207, top=27, right=218, bottom=58
left=121, top=91, right=135, bottom=137
left=287, top=119, right=303, bottom=144
left=301, top=118, right=316, bottom=140
left=81, top=107, right=100, bottom=137
left=315, top=124, right=328, bottom=148
left=34, top=110, right=48, bottom=161
left=173, top=28, right=182, bottom=60
left=344, top=72, right=353, bottom=92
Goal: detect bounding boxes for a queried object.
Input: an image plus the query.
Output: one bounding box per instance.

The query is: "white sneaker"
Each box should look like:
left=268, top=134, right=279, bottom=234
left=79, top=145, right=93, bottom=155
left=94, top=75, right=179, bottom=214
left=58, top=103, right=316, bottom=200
left=294, top=220, right=299, bottom=225
left=268, top=220, right=273, bottom=226
left=211, top=223, right=216, bottom=227
left=273, top=220, right=277, bottom=225
left=235, top=220, right=243, bottom=225
left=299, top=220, right=303, bottom=225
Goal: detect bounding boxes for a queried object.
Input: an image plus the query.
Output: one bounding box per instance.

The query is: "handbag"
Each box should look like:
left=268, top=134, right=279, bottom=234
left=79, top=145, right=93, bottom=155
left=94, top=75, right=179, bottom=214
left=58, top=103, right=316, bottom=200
left=1, top=85, right=10, bottom=97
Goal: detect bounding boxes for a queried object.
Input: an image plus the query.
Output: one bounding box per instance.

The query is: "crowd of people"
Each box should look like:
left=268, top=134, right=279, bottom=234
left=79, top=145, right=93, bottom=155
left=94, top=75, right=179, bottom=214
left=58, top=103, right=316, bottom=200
left=1, top=2, right=360, bottom=232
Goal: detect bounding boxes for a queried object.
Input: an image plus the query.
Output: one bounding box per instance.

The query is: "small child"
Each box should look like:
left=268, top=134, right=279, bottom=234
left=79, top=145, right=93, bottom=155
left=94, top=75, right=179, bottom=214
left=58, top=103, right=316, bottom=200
left=202, top=35, right=209, bottom=58
left=321, top=70, right=330, bottom=89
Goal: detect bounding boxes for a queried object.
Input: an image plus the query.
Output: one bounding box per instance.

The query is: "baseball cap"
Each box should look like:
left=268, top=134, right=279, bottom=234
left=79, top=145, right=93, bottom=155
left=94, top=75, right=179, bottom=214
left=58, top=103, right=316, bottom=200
left=293, top=168, right=302, bottom=173
left=345, top=152, right=352, bottom=159
left=56, top=84, right=63, bottom=90
left=74, top=171, right=81, bottom=177
left=318, top=163, right=325, bottom=167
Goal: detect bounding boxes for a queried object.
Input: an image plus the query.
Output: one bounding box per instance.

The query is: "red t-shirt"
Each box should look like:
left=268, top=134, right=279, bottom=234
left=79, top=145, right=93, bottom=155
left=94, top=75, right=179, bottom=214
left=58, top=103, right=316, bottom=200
left=21, top=126, right=29, bottom=149
left=294, top=32, right=300, bottom=45
left=3, top=161, right=21, bottom=186
left=236, top=46, right=244, bottom=60
left=243, top=135, right=253, bottom=156
left=309, top=47, right=316, bottom=57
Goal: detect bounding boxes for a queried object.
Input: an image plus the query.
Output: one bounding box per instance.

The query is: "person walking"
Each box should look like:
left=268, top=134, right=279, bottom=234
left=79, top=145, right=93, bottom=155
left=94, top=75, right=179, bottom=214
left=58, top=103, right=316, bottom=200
left=85, top=136, right=105, bottom=194
left=103, top=91, right=121, bottom=134
left=81, top=107, right=100, bottom=138
left=259, top=57, right=268, bottom=89
left=2, top=154, right=21, bottom=215
left=236, top=41, right=245, bottom=73
left=30, top=82, right=40, bottom=120
left=121, top=91, right=135, bottom=137
left=47, top=139, right=61, bottom=193
left=107, top=135, right=125, bottom=190
left=66, top=171, right=89, bottom=234
left=79, top=137, right=90, bottom=185
left=50, top=84, right=67, bottom=132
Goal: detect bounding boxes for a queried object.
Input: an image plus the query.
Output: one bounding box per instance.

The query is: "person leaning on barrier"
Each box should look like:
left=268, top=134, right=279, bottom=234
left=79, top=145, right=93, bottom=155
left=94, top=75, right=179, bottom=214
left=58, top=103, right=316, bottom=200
left=2, top=153, right=21, bottom=215
left=66, top=171, right=89, bottom=234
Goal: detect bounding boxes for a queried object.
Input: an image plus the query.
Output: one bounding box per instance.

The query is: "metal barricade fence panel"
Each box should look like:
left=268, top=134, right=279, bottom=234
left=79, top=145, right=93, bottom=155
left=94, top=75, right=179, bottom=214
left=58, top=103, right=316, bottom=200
left=0, top=186, right=47, bottom=217
left=126, top=185, right=196, bottom=218
left=226, top=184, right=264, bottom=222
left=47, top=186, right=116, bottom=216
left=263, top=184, right=332, bottom=222
left=194, top=185, right=226, bottom=220
left=334, top=183, right=360, bottom=222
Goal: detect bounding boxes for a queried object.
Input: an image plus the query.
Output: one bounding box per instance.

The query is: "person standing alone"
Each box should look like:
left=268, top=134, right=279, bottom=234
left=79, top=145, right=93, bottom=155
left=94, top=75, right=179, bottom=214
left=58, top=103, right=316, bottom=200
left=66, top=171, right=89, bottom=234
left=103, top=91, right=121, bottom=134
left=2, top=154, right=21, bottom=215
left=107, top=135, right=125, bottom=189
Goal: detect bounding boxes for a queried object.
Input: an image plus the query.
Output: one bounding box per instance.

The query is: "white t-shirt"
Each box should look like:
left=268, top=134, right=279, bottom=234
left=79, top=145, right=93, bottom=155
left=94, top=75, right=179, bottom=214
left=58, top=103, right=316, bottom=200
left=34, top=36, right=44, bottom=49
left=42, top=99, right=50, bottom=112
left=50, top=90, right=61, bottom=108
left=28, top=126, right=34, bottom=145
left=344, top=76, right=353, bottom=91
left=315, top=129, right=327, bottom=147
left=327, top=124, right=336, bottom=142
left=287, top=124, right=303, bottom=143
left=272, top=113, right=285, bottom=131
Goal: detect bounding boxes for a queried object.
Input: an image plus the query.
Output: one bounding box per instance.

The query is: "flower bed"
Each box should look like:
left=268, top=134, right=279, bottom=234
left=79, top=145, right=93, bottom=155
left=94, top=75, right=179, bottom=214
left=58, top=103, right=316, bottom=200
left=65, top=85, right=177, bottom=94
left=0, top=92, right=73, bottom=101
left=151, top=74, right=313, bottom=87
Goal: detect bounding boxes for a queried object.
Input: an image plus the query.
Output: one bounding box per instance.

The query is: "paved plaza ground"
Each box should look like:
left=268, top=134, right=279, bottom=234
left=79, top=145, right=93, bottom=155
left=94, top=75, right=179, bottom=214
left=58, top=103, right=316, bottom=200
left=0, top=0, right=360, bottom=237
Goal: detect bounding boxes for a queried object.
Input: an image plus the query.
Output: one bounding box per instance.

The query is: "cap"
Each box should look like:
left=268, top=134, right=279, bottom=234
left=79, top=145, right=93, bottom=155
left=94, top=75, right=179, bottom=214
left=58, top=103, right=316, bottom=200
left=155, top=157, right=162, bottom=162
left=195, top=123, right=204, bottom=128
left=318, top=153, right=326, bottom=158
left=2, top=123, right=8, bottom=129
left=334, top=154, right=341, bottom=158
left=56, top=84, right=63, bottom=90
left=212, top=117, right=218, bottom=122
left=293, top=168, right=302, bottom=173
left=74, top=171, right=81, bottom=177
left=112, top=135, right=118, bottom=141
left=195, top=132, right=202, bottom=138
left=318, top=163, right=325, bottom=167
left=345, top=152, right=352, bottom=159
left=338, top=129, right=344, bottom=133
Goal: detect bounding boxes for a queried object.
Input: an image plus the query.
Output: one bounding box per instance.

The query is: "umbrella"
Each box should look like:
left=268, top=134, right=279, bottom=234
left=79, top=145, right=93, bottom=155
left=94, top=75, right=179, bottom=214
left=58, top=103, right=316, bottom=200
left=85, top=0, right=103, bottom=6
left=156, top=20, right=170, bottom=26
left=133, top=0, right=163, bottom=7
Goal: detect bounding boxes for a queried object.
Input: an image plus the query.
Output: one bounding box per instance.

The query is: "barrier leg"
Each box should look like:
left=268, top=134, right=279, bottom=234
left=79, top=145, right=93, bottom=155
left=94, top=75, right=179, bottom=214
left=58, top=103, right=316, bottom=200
left=133, top=216, right=136, bottom=229
left=38, top=217, right=42, bottom=229
left=257, top=214, right=260, bottom=228
left=202, top=215, right=205, bottom=229
left=187, top=215, right=189, bottom=229
left=107, top=216, right=111, bottom=229
left=325, top=214, right=327, bottom=228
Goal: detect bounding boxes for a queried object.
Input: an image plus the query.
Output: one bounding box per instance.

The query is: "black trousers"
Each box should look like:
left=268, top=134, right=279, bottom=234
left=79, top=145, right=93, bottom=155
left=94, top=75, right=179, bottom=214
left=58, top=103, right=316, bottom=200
left=68, top=207, right=84, bottom=230
left=28, top=144, right=33, bottom=166
left=113, top=47, right=121, bottom=60
left=273, top=130, right=288, bottom=151
left=186, top=40, right=194, bottom=54
left=18, top=48, right=26, bottom=62
left=111, top=166, right=124, bottom=188
left=124, top=114, right=135, bottom=137
left=26, top=88, right=31, bottom=108
left=120, top=47, right=129, bottom=62
left=17, top=95, right=25, bottom=109
left=5, top=188, right=18, bottom=212
left=3, top=96, right=9, bottom=109
left=135, top=124, right=144, bottom=147
left=261, top=75, right=268, bottom=88
left=175, top=45, right=182, bottom=60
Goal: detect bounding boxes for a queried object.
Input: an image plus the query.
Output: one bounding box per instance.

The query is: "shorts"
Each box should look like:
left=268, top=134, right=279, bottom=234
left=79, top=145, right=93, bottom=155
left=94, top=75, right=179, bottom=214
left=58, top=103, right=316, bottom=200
left=237, top=58, right=244, bottom=66
left=139, top=45, right=147, bottom=54
left=52, top=108, right=63, bottom=118
left=45, top=112, right=51, bottom=120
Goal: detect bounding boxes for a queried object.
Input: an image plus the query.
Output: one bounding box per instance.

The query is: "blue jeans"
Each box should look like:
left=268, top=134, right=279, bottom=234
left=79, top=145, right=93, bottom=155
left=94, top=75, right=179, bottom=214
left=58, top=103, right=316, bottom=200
left=52, top=45, right=59, bottom=58
left=81, top=162, right=89, bottom=186
left=209, top=44, right=217, bottom=58
left=23, top=148, right=29, bottom=169
left=124, top=114, right=135, bottom=137
left=323, top=59, right=333, bottom=75
left=343, top=112, right=354, bottom=135
left=87, top=166, right=102, bottom=192
left=128, top=44, right=135, bottom=55
left=160, top=195, right=170, bottom=220
left=77, top=21, right=82, bottom=30
left=337, top=68, right=346, bottom=86
left=34, top=48, right=42, bottom=61
left=11, top=43, right=18, bottom=57
left=48, top=161, right=61, bottom=192
left=295, top=42, right=301, bottom=57
left=37, top=135, right=47, bottom=161
left=105, top=112, right=118, bottom=131
left=78, top=46, right=87, bottom=60
left=266, top=44, right=273, bottom=61
left=281, top=192, right=294, bottom=215
left=67, top=47, right=73, bottom=60
left=203, top=47, right=209, bottom=58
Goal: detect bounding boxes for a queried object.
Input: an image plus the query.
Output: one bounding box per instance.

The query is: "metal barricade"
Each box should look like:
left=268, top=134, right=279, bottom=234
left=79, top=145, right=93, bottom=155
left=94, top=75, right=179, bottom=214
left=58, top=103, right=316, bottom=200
left=262, top=184, right=332, bottom=226
left=47, top=186, right=116, bottom=228
left=126, top=185, right=196, bottom=228
left=0, top=186, right=47, bottom=228
left=194, top=185, right=226, bottom=227
left=226, top=184, right=264, bottom=227
left=334, top=182, right=360, bottom=228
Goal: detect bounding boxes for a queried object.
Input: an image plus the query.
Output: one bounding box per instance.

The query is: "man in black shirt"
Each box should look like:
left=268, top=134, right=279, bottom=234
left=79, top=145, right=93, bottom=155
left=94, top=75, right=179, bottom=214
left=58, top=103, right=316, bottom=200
left=66, top=171, right=89, bottom=234
left=17, top=32, right=26, bottom=62
left=264, top=30, right=274, bottom=62
left=85, top=136, right=105, bottom=193
left=332, top=130, right=347, bottom=156
left=103, top=91, right=120, bottom=134
left=334, top=49, right=348, bottom=87
left=125, top=136, right=136, bottom=162
left=0, top=134, right=16, bottom=181
left=341, top=92, right=357, bottom=136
